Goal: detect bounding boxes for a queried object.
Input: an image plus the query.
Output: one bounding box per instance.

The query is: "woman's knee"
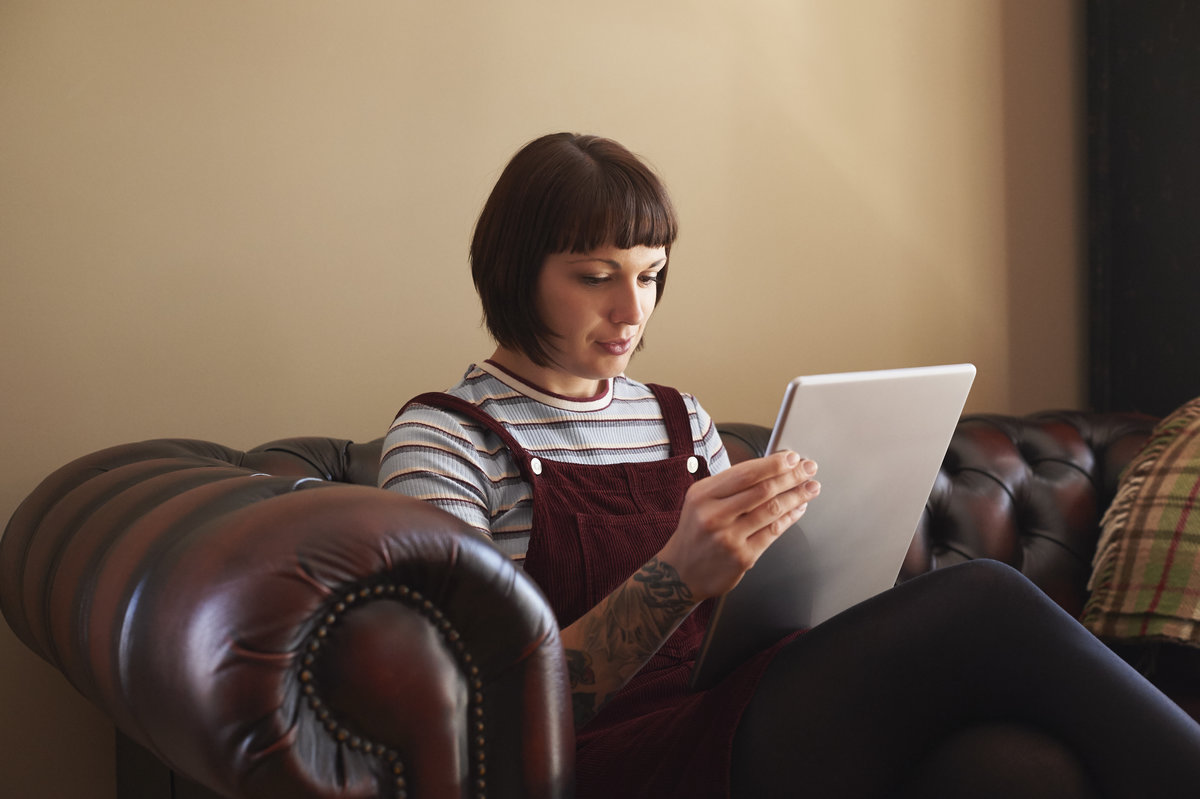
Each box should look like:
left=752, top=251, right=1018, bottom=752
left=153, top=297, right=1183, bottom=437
left=931, top=558, right=1025, bottom=587
left=918, top=559, right=1046, bottom=608
left=899, top=558, right=1072, bottom=641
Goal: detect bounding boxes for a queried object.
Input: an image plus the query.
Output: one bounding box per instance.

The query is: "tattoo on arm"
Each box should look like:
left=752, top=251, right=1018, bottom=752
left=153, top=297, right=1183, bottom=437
left=634, top=558, right=695, bottom=614
left=562, top=557, right=696, bottom=728
left=565, top=649, right=605, bottom=726
left=565, top=648, right=595, bottom=688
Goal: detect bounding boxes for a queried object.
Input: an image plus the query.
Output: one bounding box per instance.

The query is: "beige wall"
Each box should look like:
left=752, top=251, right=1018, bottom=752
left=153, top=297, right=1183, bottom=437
left=0, top=1, right=1081, bottom=795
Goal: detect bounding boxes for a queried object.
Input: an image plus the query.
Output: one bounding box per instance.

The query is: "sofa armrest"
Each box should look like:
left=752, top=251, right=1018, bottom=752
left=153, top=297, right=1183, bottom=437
left=1, top=440, right=573, bottom=799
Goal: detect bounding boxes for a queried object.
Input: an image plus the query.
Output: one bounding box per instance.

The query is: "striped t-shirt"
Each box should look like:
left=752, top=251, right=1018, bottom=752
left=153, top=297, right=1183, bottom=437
left=378, top=361, right=731, bottom=565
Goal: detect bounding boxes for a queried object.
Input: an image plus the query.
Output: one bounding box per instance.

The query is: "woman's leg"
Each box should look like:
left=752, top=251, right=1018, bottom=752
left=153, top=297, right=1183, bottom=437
left=730, top=560, right=1200, bottom=798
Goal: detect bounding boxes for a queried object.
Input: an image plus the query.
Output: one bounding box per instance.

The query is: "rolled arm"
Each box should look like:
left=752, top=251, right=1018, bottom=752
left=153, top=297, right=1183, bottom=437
left=0, top=440, right=573, bottom=799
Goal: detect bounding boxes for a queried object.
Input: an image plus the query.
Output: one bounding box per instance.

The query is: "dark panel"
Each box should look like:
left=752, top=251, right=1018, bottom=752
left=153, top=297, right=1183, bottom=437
left=1087, top=0, right=1200, bottom=416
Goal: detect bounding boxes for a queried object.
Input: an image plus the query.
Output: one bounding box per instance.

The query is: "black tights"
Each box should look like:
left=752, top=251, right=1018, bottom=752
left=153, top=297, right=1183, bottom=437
left=730, top=560, right=1200, bottom=798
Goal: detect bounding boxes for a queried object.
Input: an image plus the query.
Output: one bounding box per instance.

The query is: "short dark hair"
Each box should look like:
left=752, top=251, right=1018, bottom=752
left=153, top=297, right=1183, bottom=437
left=470, top=133, right=678, bottom=365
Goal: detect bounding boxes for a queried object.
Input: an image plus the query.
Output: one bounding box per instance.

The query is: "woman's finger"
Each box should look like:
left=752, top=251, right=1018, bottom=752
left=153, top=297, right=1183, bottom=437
left=742, top=483, right=819, bottom=553
left=734, top=478, right=821, bottom=542
left=700, top=456, right=817, bottom=528
left=697, top=451, right=810, bottom=501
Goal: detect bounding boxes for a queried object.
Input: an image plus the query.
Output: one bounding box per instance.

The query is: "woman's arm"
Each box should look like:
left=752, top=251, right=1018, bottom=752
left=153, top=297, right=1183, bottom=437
left=561, top=451, right=820, bottom=727
left=379, top=405, right=496, bottom=535
left=559, top=556, right=696, bottom=726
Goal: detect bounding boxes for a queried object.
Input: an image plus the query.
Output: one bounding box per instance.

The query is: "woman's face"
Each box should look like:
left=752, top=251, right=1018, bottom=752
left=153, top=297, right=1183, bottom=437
left=496, top=244, right=667, bottom=397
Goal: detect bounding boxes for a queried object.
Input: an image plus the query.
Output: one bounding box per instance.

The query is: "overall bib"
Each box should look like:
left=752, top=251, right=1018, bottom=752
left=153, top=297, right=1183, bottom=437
left=411, top=384, right=787, bottom=798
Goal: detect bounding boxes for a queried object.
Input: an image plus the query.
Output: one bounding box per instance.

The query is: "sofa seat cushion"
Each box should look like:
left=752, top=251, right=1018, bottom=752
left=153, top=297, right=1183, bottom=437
left=1083, top=397, right=1200, bottom=645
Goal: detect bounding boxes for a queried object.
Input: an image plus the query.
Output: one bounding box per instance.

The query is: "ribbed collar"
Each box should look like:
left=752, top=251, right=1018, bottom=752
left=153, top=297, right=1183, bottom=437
left=478, top=360, right=615, bottom=412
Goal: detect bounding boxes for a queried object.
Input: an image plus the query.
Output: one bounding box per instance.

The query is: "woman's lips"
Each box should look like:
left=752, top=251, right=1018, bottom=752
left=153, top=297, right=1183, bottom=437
left=597, top=338, right=634, bottom=355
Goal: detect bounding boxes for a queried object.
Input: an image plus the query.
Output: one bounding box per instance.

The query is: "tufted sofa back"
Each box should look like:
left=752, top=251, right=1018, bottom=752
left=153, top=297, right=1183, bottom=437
left=708, top=414, right=1157, bottom=619
left=903, top=411, right=1156, bottom=617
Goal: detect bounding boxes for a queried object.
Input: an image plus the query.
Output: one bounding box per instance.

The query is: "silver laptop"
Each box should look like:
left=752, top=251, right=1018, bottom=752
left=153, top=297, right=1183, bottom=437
left=690, top=363, right=976, bottom=690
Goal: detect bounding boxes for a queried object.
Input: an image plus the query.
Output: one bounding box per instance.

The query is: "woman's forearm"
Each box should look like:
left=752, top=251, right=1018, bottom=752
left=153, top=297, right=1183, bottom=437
left=559, top=556, right=697, bottom=728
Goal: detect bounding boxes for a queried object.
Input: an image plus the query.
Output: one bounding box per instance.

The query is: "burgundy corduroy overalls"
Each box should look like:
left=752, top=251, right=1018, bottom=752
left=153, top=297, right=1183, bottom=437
left=412, top=384, right=786, bottom=798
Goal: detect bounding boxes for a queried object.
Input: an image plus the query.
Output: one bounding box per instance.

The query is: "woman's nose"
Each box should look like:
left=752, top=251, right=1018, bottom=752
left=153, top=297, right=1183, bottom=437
left=611, top=281, right=648, bottom=324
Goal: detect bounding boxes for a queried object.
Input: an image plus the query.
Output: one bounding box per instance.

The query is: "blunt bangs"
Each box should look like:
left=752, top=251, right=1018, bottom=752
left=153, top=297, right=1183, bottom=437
left=547, top=143, right=679, bottom=256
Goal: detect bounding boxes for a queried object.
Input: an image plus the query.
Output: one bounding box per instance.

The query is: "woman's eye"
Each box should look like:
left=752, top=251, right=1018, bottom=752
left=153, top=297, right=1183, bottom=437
left=639, top=273, right=662, bottom=286
left=580, top=275, right=608, bottom=286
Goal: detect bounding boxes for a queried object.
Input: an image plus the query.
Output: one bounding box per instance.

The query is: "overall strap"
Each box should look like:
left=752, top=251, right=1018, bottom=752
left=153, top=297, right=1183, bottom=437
left=401, top=392, right=536, bottom=479
left=646, top=384, right=696, bottom=459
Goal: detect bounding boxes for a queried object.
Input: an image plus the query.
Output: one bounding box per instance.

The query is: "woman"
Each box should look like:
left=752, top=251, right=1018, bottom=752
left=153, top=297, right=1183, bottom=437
left=380, top=133, right=1200, bottom=798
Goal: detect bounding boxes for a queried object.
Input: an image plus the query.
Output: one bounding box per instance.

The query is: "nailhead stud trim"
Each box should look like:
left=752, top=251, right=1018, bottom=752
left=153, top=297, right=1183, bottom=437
left=299, top=581, right=487, bottom=797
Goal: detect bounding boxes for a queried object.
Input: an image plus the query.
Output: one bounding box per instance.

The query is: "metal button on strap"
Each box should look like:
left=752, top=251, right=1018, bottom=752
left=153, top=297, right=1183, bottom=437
left=687, top=456, right=699, bottom=474
left=530, top=457, right=543, bottom=476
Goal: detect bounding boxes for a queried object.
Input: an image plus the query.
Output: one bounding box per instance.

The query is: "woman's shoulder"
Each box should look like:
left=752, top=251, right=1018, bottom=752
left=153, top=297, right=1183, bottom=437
left=430, top=364, right=508, bottom=406
left=397, top=365, right=507, bottom=414
left=610, top=374, right=655, bottom=402
left=389, top=365, right=494, bottom=437
left=617, top=375, right=711, bottom=417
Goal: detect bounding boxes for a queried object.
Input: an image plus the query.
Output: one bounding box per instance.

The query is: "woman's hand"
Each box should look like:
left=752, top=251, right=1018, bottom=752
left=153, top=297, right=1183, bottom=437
left=559, top=451, right=818, bottom=728
left=657, top=451, right=820, bottom=601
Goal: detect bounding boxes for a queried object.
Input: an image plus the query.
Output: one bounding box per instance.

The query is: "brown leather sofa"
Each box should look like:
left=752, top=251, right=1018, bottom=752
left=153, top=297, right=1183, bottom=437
left=3, top=409, right=1194, bottom=798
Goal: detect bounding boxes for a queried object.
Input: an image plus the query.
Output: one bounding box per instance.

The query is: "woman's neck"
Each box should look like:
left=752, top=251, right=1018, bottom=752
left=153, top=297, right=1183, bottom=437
left=487, top=347, right=606, bottom=399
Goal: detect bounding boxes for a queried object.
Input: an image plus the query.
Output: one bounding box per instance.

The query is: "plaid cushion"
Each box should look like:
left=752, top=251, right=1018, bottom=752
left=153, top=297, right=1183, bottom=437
left=1082, top=398, right=1200, bottom=646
